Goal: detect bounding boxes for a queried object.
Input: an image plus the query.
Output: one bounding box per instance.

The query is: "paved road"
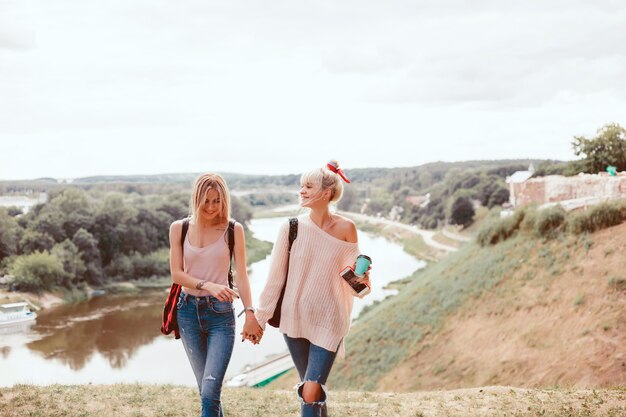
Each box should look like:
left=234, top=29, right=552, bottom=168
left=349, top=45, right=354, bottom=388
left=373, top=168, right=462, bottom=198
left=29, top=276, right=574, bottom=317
left=341, top=212, right=458, bottom=252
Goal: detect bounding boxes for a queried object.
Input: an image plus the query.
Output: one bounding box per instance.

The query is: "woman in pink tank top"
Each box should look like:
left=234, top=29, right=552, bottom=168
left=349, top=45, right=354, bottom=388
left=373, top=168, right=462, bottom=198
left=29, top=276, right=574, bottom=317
left=169, top=173, right=263, bottom=417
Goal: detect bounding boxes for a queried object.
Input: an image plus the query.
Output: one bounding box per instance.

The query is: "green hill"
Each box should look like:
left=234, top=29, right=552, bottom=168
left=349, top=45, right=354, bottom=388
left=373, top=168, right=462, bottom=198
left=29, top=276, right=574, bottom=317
left=324, top=204, right=625, bottom=391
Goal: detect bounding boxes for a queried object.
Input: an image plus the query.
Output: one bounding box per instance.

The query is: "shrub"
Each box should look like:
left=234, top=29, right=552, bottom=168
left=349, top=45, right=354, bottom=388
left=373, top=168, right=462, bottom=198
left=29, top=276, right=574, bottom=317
left=568, top=202, right=623, bottom=234
left=534, top=206, right=566, bottom=238
left=9, top=252, right=65, bottom=292
left=477, top=207, right=526, bottom=246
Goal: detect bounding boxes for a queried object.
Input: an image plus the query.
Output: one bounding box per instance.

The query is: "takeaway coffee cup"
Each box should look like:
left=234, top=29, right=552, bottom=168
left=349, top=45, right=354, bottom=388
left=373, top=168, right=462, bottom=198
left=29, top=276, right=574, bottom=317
left=354, top=254, right=372, bottom=277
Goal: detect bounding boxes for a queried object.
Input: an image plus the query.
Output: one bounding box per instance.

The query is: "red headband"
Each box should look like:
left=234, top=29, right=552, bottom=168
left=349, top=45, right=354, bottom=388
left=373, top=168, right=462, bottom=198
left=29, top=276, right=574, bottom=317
left=327, top=161, right=351, bottom=183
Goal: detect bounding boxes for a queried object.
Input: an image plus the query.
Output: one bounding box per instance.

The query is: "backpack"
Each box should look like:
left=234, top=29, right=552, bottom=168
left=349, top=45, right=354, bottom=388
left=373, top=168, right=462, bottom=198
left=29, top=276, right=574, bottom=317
left=161, top=218, right=236, bottom=338
left=267, top=217, right=298, bottom=328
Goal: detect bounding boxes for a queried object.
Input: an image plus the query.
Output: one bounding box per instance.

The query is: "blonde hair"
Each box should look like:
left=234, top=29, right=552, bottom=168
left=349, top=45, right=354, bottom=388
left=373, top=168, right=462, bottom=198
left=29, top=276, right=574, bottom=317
left=300, top=160, right=344, bottom=203
left=189, top=173, right=231, bottom=224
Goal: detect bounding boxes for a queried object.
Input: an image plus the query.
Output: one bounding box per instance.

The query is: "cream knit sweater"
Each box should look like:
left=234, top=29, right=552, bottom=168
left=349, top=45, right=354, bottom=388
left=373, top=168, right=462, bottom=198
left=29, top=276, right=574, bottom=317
left=256, top=214, right=366, bottom=356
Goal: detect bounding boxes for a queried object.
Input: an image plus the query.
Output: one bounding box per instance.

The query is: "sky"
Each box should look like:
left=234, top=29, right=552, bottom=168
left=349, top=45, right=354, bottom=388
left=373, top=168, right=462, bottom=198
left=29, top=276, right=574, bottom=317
left=1, top=0, right=625, bottom=180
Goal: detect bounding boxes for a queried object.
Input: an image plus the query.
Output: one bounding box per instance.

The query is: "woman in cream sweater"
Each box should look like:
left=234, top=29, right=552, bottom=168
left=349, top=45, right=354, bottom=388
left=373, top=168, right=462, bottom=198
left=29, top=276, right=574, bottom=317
left=256, top=160, right=371, bottom=417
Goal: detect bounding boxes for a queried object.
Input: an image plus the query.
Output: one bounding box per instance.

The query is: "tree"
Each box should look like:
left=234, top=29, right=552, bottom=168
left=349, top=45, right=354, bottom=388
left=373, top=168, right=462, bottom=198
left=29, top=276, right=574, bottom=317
left=572, top=123, right=626, bottom=173
left=0, top=208, right=21, bottom=261
left=231, top=196, right=252, bottom=228
left=9, top=252, right=65, bottom=292
left=19, top=230, right=55, bottom=254
left=51, top=240, right=86, bottom=286
left=449, top=195, right=475, bottom=227
left=72, top=228, right=102, bottom=284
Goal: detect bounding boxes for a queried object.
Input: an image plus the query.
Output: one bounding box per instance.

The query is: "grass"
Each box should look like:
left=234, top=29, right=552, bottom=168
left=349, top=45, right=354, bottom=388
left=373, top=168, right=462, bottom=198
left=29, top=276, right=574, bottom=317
left=244, top=233, right=273, bottom=265
left=330, top=236, right=533, bottom=390
left=477, top=201, right=626, bottom=247
left=0, top=385, right=623, bottom=417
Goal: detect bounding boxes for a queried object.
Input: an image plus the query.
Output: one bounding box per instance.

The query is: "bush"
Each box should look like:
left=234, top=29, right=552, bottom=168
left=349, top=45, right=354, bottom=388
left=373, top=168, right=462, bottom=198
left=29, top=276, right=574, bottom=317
left=534, top=206, right=566, bottom=239
left=132, top=249, right=170, bottom=278
left=477, top=208, right=526, bottom=246
left=9, top=252, right=65, bottom=292
left=104, top=249, right=169, bottom=280
left=568, top=202, right=623, bottom=234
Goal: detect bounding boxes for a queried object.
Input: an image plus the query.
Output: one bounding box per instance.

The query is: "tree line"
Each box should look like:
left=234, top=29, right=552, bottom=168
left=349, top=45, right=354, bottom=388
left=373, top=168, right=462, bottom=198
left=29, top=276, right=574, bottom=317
left=0, top=188, right=253, bottom=293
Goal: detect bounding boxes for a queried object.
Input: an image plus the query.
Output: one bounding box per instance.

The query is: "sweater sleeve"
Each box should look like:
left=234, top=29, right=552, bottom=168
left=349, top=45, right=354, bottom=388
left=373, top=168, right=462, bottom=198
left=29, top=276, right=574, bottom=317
left=255, top=220, right=290, bottom=328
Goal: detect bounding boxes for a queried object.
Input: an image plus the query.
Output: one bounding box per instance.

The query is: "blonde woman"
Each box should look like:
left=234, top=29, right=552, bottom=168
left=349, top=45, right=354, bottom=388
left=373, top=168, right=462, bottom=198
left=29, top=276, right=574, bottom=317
left=169, top=173, right=263, bottom=417
left=256, top=160, right=371, bottom=417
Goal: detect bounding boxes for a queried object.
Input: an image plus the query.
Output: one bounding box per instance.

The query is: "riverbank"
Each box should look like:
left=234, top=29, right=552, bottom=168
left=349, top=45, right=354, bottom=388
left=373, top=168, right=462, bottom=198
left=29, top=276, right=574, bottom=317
left=0, top=384, right=623, bottom=417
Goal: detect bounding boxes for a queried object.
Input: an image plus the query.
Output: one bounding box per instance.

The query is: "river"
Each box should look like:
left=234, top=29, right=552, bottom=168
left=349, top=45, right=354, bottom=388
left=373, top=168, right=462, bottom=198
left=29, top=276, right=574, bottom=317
left=0, top=216, right=424, bottom=387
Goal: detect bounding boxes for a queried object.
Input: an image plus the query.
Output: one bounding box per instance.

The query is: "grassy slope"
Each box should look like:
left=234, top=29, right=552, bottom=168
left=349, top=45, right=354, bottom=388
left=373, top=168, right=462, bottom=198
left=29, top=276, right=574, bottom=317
left=0, top=385, right=624, bottom=417
left=328, top=223, right=626, bottom=391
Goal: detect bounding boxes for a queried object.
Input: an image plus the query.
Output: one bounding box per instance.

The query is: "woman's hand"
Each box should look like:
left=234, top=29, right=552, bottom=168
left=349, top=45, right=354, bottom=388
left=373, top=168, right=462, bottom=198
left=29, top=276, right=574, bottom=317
left=353, top=264, right=372, bottom=288
left=242, top=314, right=264, bottom=344
left=202, top=282, right=239, bottom=302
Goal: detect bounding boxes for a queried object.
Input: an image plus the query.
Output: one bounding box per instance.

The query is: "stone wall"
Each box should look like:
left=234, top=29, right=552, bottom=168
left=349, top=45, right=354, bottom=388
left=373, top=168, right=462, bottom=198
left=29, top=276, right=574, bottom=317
left=512, top=173, right=626, bottom=207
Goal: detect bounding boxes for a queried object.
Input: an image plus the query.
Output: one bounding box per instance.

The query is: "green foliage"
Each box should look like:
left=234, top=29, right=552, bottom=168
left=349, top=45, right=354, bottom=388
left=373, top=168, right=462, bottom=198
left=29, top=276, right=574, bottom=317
left=7, top=206, right=23, bottom=217
left=51, top=240, right=86, bottom=286
left=245, top=233, right=273, bottom=265
left=568, top=202, right=624, bottom=234
left=241, top=192, right=297, bottom=208
left=476, top=208, right=528, bottom=246
left=231, top=196, right=253, bottom=228
left=534, top=160, right=572, bottom=177
left=478, top=201, right=626, bottom=246
left=0, top=207, right=21, bottom=261
left=9, top=252, right=65, bottom=292
left=449, top=195, right=475, bottom=227
left=72, top=228, right=102, bottom=284
left=534, top=206, right=567, bottom=239
left=0, top=182, right=267, bottom=292
left=572, top=123, right=626, bottom=173
left=19, top=229, right=55, bottom=254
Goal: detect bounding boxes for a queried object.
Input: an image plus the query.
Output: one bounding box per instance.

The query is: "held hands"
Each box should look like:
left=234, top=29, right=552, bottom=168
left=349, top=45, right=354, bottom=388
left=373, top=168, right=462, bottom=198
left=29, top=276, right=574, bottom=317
left=242, top=313, right=263, bottom=345
left=201, top=282, right=239, bottom=302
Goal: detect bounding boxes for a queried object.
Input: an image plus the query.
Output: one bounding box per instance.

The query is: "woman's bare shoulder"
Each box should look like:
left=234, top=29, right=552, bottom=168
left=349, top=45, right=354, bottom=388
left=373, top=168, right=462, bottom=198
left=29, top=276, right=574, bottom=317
left=333, top=215, right=358, bottom=242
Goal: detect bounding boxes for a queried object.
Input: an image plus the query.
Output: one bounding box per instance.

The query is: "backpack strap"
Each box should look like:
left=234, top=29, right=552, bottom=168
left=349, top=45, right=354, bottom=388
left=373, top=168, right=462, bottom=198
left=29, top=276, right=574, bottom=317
left=181, top=218, right=190, bottom=249
left=227, top=219, right=236, bottom=289
left=288, top=217, right=298, bottom=252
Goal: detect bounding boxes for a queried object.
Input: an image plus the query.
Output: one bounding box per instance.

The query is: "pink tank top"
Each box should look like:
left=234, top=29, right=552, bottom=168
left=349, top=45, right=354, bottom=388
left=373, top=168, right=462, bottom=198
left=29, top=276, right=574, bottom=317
left=183, top=230, right=230, bottom=292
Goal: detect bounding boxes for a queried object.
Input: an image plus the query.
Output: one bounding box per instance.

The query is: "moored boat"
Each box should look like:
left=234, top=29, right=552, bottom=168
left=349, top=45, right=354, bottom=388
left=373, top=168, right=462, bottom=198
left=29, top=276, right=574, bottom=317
left=0, top=302, right=37, bottom=326
left=226, top=351, right=294, bottom=388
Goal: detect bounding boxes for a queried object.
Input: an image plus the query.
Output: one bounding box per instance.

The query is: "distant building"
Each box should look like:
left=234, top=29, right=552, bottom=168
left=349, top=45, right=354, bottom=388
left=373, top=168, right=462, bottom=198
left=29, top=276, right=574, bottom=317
left=406, top=193, right=430, bottom=208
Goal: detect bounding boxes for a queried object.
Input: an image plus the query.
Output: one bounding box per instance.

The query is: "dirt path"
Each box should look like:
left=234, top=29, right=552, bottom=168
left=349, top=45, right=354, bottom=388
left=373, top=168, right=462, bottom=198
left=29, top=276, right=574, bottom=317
left=441, top=228, right=472, bottom=242
left=341, top=212, right=458, bottom=252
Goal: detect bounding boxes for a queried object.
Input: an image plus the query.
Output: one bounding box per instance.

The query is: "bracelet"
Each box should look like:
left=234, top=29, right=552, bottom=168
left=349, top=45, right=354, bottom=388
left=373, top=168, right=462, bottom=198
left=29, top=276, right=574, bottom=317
left=237, top=306, right=256, bottom=317
left=195, top=280, right=207, bottom=290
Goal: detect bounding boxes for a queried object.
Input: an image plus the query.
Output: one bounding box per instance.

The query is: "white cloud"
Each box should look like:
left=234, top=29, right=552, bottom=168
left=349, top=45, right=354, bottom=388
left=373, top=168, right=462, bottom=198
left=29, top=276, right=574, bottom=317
left=0, top=0, right=625, bottom=179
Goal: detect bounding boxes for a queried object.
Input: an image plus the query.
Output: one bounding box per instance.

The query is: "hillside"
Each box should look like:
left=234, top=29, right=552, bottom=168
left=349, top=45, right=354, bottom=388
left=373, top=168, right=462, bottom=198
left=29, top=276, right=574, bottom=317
left=271, top=216, right=626, bottom=392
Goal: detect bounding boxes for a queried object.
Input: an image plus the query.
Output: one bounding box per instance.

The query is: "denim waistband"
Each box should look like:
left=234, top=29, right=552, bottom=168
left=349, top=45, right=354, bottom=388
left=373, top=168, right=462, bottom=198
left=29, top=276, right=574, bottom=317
left=179, top=291, right=228, bottom=304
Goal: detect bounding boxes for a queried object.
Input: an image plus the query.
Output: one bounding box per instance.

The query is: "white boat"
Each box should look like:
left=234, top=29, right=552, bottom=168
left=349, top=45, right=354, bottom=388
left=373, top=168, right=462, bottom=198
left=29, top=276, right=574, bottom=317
left=0, top=302, right=37, bottom=326
left=226, top=352, right=294, bottom=388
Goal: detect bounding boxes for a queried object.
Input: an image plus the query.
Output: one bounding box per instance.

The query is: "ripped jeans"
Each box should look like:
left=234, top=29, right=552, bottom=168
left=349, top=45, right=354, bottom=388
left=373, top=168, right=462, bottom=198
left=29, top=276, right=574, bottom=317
left=284, top=335, right=339, bottom=417
left=177, top=292, right=235, bottom=417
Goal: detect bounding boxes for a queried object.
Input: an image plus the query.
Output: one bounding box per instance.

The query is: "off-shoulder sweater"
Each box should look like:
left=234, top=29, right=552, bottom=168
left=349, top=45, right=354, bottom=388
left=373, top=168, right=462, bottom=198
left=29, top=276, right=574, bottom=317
left=256, top=214, right=366, bottom=356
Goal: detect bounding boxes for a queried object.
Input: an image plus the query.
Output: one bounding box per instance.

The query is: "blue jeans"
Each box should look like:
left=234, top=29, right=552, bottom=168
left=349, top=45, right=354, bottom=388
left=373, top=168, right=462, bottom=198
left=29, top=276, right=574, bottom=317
left=284, top=335, right=339, bottom=417
left=177, top=293, right=235, bottom=417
